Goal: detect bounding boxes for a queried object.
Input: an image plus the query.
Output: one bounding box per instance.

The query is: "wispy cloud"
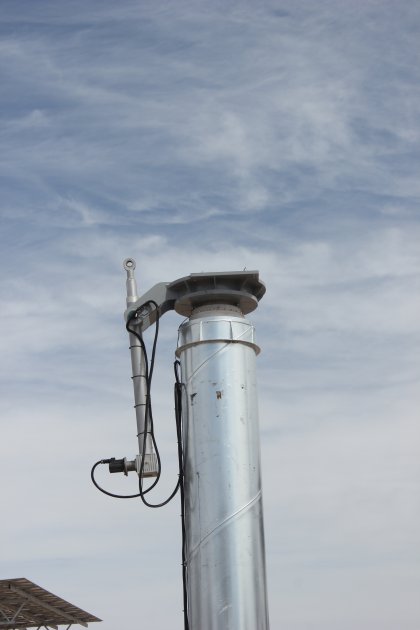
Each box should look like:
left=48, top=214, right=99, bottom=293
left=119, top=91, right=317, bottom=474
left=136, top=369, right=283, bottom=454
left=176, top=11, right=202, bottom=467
left=2, top=0, right=419, bottom=227
left=0, top=2, right=419, bottom=629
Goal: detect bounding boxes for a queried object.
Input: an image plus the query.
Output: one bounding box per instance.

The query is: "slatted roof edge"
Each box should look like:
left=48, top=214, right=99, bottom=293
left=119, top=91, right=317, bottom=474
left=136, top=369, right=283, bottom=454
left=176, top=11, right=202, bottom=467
left=0, top=579, right=101, bottom=629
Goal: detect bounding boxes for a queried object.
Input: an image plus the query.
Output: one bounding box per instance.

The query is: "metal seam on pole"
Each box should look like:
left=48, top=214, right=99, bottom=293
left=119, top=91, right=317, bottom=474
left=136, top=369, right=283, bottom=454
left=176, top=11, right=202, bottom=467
left=187, top=490, right=262, bottom=559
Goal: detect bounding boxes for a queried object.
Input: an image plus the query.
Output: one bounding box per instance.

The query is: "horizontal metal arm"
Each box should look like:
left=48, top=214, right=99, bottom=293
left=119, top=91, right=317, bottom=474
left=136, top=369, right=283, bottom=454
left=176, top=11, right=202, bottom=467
left=124, top=266, right=266, bottom=332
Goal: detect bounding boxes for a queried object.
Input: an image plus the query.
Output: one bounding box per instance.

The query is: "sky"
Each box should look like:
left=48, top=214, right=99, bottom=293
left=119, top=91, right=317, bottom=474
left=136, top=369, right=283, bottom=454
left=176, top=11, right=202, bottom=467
left=0, top=1, right=419, bottom=628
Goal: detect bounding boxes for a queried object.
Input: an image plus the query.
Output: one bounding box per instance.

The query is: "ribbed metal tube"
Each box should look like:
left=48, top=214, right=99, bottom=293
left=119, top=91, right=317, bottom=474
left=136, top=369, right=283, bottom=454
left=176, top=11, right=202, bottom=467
left=128, top=332, right=153, bottom=456
left=124, top=258, right=153, bottom=457
left=177, top=305, right=269, bottom=630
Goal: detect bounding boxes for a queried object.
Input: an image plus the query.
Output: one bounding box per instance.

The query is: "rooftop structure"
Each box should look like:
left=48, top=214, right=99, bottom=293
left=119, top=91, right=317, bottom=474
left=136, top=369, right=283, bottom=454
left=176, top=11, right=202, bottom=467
left=0, top=579, right=101, bottom=630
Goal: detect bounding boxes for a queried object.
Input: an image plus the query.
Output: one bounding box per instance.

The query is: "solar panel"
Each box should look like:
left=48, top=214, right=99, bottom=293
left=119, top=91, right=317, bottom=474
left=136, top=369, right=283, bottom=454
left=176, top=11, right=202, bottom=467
left=0, top=579, right=101, bottom=629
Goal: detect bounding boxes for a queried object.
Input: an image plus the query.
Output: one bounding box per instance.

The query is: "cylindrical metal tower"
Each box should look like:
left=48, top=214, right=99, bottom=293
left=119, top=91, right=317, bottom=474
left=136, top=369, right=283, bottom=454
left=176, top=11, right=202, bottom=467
left=177, top=303, right=269, bottom=630
left=121, top=268, right=269, bottom=629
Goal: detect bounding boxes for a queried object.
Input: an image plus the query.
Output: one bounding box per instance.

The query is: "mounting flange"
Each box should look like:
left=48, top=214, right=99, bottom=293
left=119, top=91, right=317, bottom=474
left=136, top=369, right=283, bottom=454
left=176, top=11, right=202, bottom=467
left=124, top=267, right=266, bottom=330
left=169, top=271, right=265, bottom=316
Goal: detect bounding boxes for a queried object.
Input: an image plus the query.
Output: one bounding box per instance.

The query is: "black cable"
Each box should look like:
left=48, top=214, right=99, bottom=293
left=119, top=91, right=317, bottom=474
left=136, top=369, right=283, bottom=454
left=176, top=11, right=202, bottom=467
left=128, top=310, right=188, bottom=626
left=127, top=304, right=162, bottom=494
left=90, top=460, right=142, bottom=499
left=90, top=301, right=162, bottom=500
left=174, top=360, right=189, bottom=630
left=90, top=300, right=165, bottom=500
left=91, top=302, right=189, bottom=627
left=126, top=302, right=180, bottom=508
left=90, top=456, right=159, bottom=498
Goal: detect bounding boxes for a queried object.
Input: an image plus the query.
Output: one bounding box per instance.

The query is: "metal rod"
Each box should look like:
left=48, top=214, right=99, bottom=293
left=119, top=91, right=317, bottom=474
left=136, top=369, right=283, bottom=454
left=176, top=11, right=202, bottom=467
left=129, top=338, right=153, bottom=456
left=124, top=259, right=154, bottom=459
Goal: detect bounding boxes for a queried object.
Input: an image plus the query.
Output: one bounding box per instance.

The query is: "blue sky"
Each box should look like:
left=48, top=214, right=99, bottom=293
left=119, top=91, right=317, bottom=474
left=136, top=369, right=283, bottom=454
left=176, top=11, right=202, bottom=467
left=1, top=1, right=419, bottom=628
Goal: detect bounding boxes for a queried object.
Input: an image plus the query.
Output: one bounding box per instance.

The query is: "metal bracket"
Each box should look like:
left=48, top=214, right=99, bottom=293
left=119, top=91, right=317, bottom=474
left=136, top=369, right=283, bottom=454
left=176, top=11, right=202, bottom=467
left=124, top=265, right=266, bottom=332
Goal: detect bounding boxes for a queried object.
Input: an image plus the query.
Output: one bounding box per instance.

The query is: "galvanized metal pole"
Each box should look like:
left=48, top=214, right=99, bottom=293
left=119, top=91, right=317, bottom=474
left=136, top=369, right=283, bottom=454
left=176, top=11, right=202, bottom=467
left=177, top=303, right=270, bottom=630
